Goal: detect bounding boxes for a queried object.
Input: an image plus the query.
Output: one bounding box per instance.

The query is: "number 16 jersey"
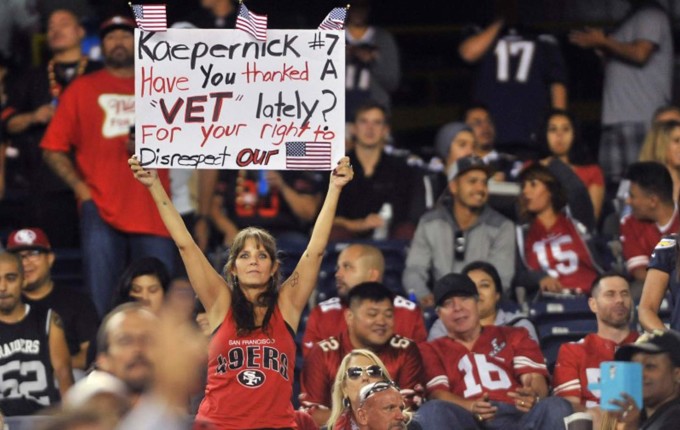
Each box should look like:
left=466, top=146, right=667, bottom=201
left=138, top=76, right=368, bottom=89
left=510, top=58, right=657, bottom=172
left=419, top=325, right=548, bottom=404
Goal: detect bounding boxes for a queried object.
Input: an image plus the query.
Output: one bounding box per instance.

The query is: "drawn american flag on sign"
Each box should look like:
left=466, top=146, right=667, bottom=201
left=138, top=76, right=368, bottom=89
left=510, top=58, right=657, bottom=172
left=285, top=142, right=331, bottom=170
left=318, top=7, right=346, bottom=31
left=131, top=4, right=167, bottom=32
left=236, top=3, right=267, bottom=41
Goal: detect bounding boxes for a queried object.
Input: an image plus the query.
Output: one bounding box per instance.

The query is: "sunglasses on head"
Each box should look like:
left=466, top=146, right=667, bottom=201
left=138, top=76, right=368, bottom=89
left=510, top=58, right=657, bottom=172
left=346, top=365, right=383, bottom=380
left=359, top=380, right=399, bottom=403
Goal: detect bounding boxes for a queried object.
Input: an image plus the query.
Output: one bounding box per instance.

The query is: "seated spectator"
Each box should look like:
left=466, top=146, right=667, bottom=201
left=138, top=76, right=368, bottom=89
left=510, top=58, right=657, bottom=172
left=210, top=168, right=323, bottom=247
left=0, top=252, right=73, bottom=415
left=356, top=381, right=412, bottom=430
left=433, top=122, right=476, bottom=173
left=416, top=273, right=572, bottom=429
left=638, top=120, right=680, bottom=203
left=112, top=257, right=170, bottom=315
left=515, top=164, right=601, bottom=296
left=302, top=244, right=426, bottom=357
left=403, top=156, right=515, bottom=306
left=300, top=282, right=424, bottom=426
left=540, top=110, right=605, bottom=222
left=326, top=349, right=393, bottom=430
left=638, top=235, right=680, bottom=332
left=333, top=101, right=417, bottom=240
left=620, top=162, right=678, bottom=293
left=464, top=104, right=522, bottom=181
left=6, top=227, right=99, bottom=371
left=553, top=274, right=638, bottom=415
left=428, top=261, right=537, bottom=342
left=613, top=329, right=680, bottom=429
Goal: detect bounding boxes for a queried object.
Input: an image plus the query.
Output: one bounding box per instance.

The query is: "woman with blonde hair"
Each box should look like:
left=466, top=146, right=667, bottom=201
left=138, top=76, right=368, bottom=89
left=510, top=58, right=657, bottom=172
left=638, top=120, right=680, bottom=201
left=328, top=349, right=417, bottom=430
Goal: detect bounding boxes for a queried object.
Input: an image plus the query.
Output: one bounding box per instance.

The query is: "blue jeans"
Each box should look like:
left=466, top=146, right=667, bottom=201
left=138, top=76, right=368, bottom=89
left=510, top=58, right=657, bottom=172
left=80, top=200, right=175, bottom=317
left=414, top=397, right=572, bottom=430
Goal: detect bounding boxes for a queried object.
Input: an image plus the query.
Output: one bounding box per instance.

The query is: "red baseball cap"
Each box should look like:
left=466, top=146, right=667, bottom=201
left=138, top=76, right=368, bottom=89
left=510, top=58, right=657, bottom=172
left=6, top=228, right=52, bottom=252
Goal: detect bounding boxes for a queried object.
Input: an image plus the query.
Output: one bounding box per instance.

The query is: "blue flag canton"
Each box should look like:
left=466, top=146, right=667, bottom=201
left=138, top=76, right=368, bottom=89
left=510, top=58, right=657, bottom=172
left=286, top=142, right=307, bottom=157
left=239, top=5, right=250, bottom=19
left=328, top=8, right=346, bottom=21
left=131, top=4, right=144, bottom=20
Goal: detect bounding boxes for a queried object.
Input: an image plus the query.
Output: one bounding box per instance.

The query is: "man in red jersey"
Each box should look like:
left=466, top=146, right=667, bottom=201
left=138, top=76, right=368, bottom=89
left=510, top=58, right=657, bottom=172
left=553, top=274, right=638, bottom=413
left=415, top=273, right=572, bottom=429
left=300, top=282, right=425, bottom=426
left=302, top=244, right=426, bottom=358
left=40, top=15, right=175, bottom=318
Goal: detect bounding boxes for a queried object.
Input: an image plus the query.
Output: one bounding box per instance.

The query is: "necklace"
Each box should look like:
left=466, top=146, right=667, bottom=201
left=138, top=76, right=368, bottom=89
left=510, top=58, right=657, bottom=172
left=47, top=56, right=88, bottom=101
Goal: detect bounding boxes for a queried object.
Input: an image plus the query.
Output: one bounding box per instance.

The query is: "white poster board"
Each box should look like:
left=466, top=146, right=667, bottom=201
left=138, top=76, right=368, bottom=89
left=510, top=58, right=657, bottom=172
left=134, top=29, right=345, bottom=170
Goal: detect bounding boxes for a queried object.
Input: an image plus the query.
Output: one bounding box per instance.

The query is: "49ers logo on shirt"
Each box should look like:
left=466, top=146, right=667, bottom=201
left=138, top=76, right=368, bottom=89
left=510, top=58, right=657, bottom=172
left=237, top=369, right=266, bottom=388
left=215, top=345, right=289, bottom=381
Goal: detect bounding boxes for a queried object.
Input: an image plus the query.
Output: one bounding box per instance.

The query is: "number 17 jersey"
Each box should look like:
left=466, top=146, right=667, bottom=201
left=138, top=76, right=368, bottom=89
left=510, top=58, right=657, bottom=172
left=419, top=325, right=548, bottom=404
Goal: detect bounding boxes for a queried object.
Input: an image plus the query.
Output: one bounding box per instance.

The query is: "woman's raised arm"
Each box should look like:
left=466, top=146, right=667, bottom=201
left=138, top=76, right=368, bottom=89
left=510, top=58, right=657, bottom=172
left=129, top=157, right=230, bottom=327
left=279, top=157, right=353, bottom=329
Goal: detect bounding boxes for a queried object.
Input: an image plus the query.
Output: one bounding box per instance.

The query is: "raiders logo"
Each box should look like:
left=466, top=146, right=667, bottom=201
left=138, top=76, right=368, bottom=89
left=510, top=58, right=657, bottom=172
left=237, top=369, right=266, bottom=388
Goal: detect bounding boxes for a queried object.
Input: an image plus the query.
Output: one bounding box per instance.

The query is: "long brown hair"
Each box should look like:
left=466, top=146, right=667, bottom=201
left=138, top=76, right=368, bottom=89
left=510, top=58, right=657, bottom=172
left=223, top=227, right=281, bottom=336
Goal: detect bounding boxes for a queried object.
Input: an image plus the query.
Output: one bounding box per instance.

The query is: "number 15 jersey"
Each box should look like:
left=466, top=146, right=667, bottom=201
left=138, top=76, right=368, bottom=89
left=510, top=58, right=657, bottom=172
left=419, top=325, right=548, bottom=404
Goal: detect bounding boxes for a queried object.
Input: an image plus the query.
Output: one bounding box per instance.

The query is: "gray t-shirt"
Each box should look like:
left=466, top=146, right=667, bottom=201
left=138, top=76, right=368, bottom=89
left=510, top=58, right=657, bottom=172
left=603, top=5, right=673, bottom=125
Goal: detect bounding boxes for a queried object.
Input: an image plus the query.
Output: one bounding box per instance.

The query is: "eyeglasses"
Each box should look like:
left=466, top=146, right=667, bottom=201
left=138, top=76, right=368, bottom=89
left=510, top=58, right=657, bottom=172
left=346, top=365, right=383, bottom=380
left=359, top=380, right=399, bottom=403
left=17, top=250, right=45, bottom=261
left=454, top=231, right=465, bottom=261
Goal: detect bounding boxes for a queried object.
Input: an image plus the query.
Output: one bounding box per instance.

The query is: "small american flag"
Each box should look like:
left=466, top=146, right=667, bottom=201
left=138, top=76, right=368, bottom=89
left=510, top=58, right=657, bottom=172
left=285, top=142, right=332, bottom=170
left=131, top=4, right=167, bottom=32
left=236, top=3, right=267, bottom=41
left=318, top=7, right=346, bottom=31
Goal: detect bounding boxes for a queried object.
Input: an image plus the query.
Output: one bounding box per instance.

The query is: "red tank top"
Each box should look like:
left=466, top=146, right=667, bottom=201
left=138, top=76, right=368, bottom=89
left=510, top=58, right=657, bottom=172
left=196, top=305, right=296, bottom=429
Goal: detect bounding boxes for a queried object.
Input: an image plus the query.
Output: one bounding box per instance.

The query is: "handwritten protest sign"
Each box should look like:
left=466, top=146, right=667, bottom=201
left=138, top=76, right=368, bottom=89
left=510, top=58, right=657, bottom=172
left=134, top=29, right=345, bottom=170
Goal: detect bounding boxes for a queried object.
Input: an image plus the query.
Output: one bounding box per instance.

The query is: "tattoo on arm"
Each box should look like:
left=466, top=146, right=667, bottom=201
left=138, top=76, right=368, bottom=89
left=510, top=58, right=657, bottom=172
left=43, top=151, right=82, bottom=188
left=285, top=271, right=300, bottom=289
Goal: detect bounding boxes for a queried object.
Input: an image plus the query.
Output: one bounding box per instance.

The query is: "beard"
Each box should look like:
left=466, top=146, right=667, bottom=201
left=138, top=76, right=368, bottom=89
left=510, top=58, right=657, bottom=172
left=105, top=46, right=134, bottom=69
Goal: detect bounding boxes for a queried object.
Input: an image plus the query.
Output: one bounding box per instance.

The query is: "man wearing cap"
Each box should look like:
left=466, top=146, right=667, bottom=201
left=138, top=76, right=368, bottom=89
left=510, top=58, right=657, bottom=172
left=553, top=273, right=638, bottom=412
left=416, top=273, right=572, bottom=430
left=0, top=251, right=73, bottom=415
left=40, top=14, right=175, bottom=317
left=6, top=227, right=99, bottom=370
left=613, top=329, right=680, bottom=429
left=1, top=9, right=102, bottom=248
left=403, top=155, right=515, bottom=307
left=302, top=244, right=427, bottom=358
left=300, top=282, right=425, bottom=426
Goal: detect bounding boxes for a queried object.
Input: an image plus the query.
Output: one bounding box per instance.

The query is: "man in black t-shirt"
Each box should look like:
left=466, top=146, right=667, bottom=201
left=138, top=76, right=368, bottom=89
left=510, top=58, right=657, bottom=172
left=7, top=227, right=99, bottom=371
left=0, top=251, right=72, bottom=415
left=333, top=101, right=416, bottom=240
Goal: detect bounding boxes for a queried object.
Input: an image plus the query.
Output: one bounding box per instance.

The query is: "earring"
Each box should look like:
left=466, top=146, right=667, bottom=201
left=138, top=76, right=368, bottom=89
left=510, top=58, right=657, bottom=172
left=343, top=397, right=350, bottom=409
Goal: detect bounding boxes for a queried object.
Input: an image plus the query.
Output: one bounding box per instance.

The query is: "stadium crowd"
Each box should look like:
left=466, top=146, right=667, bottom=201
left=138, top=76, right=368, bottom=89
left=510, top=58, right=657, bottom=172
left=1, top=0, right=680, bottom=429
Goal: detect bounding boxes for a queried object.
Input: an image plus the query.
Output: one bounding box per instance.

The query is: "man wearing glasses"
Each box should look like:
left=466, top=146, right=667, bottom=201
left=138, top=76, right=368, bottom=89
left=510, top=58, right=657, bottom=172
left=6, top=228, right=99, bottom=371
left=300, top=282, right=425, bottom=426
left=416, top=273, right=572, bottom=429
left=403, top=156, right=515, bottom=307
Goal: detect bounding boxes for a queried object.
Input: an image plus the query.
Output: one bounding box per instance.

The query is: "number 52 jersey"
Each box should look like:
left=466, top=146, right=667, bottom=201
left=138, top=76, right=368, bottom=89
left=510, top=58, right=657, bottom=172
left=419, top=325, right=548, bottom=404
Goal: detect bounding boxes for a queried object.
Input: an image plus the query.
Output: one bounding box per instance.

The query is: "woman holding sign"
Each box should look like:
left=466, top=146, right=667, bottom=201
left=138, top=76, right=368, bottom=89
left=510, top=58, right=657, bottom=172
left=129, top=155, right=353, bottom=429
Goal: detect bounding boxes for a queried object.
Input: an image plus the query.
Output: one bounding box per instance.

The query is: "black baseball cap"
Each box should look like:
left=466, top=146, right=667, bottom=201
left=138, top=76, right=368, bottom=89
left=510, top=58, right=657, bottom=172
left=615, top=329, right=680, bottom=367
left=433, top=273, right=478, bottom=306
left=447, top=156, right=492, bottom=182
